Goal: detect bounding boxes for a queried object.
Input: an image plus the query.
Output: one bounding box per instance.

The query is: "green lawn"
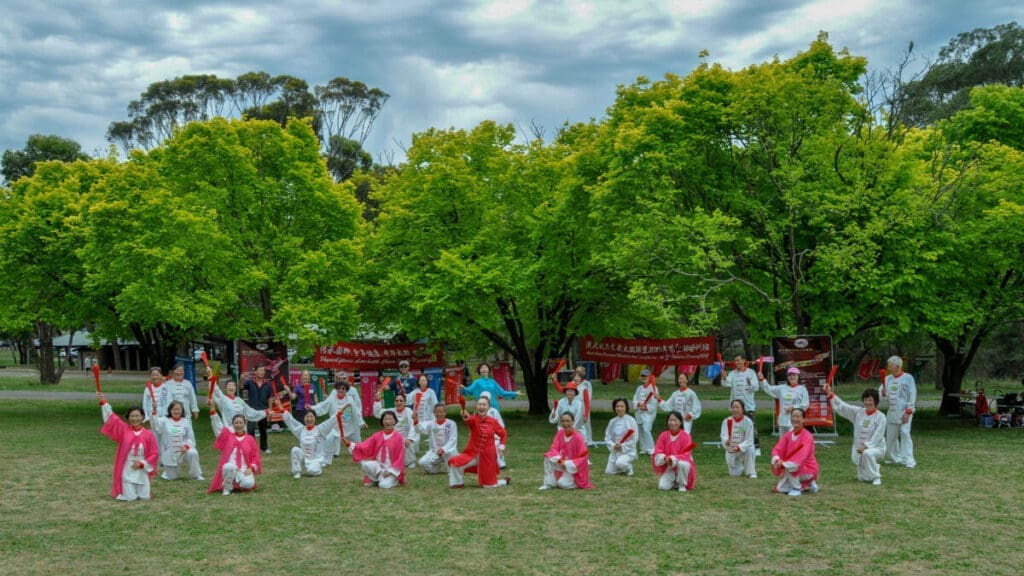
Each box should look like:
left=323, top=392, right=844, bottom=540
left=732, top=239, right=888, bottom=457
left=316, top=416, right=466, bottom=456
left=1, top=398, right=1022, bottom=575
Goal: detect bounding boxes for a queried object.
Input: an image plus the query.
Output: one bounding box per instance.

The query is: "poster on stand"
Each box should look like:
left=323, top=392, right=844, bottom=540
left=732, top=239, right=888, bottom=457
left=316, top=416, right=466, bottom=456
left=770, top=336, right=834, bottom=427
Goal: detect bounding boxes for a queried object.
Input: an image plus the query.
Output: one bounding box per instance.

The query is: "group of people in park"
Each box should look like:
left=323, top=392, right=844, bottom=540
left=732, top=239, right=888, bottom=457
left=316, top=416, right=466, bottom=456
left=96, top=355, right=916, bottom=501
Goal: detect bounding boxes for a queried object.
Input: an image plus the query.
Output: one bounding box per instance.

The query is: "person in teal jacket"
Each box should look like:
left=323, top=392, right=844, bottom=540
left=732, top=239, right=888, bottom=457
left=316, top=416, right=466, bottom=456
left=460, top=363, right=518, bottom=411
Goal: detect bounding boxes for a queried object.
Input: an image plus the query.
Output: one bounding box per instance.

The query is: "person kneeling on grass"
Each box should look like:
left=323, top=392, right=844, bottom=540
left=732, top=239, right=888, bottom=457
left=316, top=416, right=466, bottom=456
left=281, top=408, right=338, bottom=479
left=349, top=410, right=406, bottom=489
left=151, top=400, right=204, bottom=481
left=770, top=408, right=819, bottom=497
left=417, top=403, right=458, bottom=474
left=208, top=412, right=262, bottom=496
left=825, top=383, right=886, bottom=486
left=98, top=392, right=159, bottom=501
left=604, top=397, right=638, bottom=476
left=540, top=412, right=595, bottom=490
left=721, top=399, right=756, bottom=479
left=652, top=411, right=696, bottom=492
left=448, top=396, right=510, bottom=489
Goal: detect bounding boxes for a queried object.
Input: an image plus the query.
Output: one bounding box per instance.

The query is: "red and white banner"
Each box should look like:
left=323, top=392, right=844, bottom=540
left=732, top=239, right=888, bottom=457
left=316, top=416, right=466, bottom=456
left=770, top=336, right=834, bottom=427
left=314, top=341, right=444, bottom=370
left=492, top=361, right=515, bottom=392
left=580, top=336, right=716, bottom=365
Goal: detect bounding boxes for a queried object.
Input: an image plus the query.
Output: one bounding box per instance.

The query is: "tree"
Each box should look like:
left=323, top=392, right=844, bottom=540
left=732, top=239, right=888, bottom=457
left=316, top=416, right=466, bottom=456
left=0, top=159, right=108, bottom=382
left=81, top=117, right=366, bottom=369
left=109, top=72, right=390, bottom=183
left=898, top=22, right=1024, bottom=127
left=891, top=86, right=1024, bottom=413
left=592, top=35, right=904, bottom=350
left=365, top=121, right=648, bottom=414
left=2, top=134, right=90, bottom=184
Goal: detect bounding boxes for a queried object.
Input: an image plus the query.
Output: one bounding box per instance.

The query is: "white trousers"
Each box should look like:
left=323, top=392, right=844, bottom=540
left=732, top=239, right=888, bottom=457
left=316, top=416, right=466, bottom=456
left=885, top=417, right=915, bottom=467
left=404, top=441, right=418, bottom=467
left=636, top=411, right=655, bottom=454
left=854, top=446, right=884, bottom=482
left=221, top=463, right=256, bottom=493
left=542, top=459, right=578, bottom=489
left=775, top=470, right=814, bottom=493
left=360, top=461, right=398, bottom=489
left=290, top=447, right=324, bottom=476
left=419, top=450, right=448, bottom=474
left=162, top=449, right=203, bottom=480
left=605, top=452, right=635, bottom=475
left=657, top=460, right=692, bottom=490
left=117, top=467, right=151, bottom=501
left=725, top=448, right=756, bottom=477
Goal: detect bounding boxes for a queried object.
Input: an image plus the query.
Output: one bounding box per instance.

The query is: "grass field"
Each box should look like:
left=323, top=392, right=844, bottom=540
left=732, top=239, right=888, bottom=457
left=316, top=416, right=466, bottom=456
left=1, top=393, right=1023, bottom=576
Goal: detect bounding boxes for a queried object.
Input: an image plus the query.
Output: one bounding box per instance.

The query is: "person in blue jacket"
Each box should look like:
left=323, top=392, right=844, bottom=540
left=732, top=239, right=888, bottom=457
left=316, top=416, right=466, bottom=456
left=461, top=363, right=518, bottom=411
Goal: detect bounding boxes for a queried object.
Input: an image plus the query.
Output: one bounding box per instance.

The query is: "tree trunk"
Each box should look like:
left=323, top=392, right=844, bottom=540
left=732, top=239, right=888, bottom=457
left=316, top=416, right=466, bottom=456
left=34, top=321, right=64, bottom=384
left=519, top=350, right=550, bottom=415
left=935, top=338, right=969, bottom=415
left=110, top=340, right=122, bottom=371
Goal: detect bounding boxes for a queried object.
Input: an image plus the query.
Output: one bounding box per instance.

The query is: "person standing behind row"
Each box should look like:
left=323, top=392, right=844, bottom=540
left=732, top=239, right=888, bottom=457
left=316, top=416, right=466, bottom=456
left=723, top=356, right=760, bottom=454
left=574, top=366, right=595, bottom=447
left=167, top=363, right=200, bottom=420
left=549, top=381, right=586, bottom=443
left=243, top=366, right=274, bottom=454
left=761, top=366, right=809, bottom=433
left=632, top=369, right=659, bottom=455
left=659, top=372, right=701, bottom=434
left=880, top=355, right=917, bottom=469
left=461, top=363, right=518, bottom=412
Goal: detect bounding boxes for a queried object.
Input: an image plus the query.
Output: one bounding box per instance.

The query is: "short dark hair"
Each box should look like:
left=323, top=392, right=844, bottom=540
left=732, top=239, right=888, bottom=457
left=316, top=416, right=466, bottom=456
left=861, top=388, right=880, bottom=405
left=379, top=411, right=398, bottom=427
left=611, top=397, right=630, bottom=414
left=166, top=400, right=185, bottom=417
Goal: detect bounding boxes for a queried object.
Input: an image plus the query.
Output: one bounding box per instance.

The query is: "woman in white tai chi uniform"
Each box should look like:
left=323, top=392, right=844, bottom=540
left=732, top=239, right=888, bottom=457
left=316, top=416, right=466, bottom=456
left=604, top=397, right=638, bottom=476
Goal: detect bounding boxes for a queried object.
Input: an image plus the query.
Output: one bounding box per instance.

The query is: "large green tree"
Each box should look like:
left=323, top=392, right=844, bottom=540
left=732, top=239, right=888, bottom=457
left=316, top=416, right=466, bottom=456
left=81, top=117, right=366, bottom=369
left=365, top=121, right=647, bottom=414
left=592, top=35, right=905, bottom=350
left=0, top=159, right=109, bottom=382
left=892, top=85, right=1024, bottom=412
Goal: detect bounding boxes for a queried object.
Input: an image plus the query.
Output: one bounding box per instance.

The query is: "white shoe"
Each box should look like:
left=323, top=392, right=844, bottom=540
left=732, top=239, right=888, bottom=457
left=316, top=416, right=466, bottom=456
left=749, top=474, right=758, bottom=479
left=884, top=460, right=894, bottom=465
left=293, top=472, right=301, bottom=479
left=160, top=472, right=171, bottom=481
left=538, top=485, right=550, bottom=491
left=626, top=465, right=634, bottom=477
left=195, top=476, right=205, bottom=481
left=678, top=486, right=687, bottom=492
left=809, top=481, right=819, bottom=493
left=872, top=478, right=882, bottom=486
left=787, top=489, right=802, bottom=497
left=905, top=463, right=916, bottom=469
left=222, top=488, right=232, bottom=496
left=263, top=449, right=272, bottom=454
left=271, top=424, right=281, bottom=432
left=755, top=449, right=762, bottom=457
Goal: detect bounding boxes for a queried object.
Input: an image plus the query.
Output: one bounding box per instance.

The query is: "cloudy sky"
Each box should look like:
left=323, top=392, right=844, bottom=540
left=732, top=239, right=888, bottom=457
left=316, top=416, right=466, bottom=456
left=1, top=1, right=1019, bottom=164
